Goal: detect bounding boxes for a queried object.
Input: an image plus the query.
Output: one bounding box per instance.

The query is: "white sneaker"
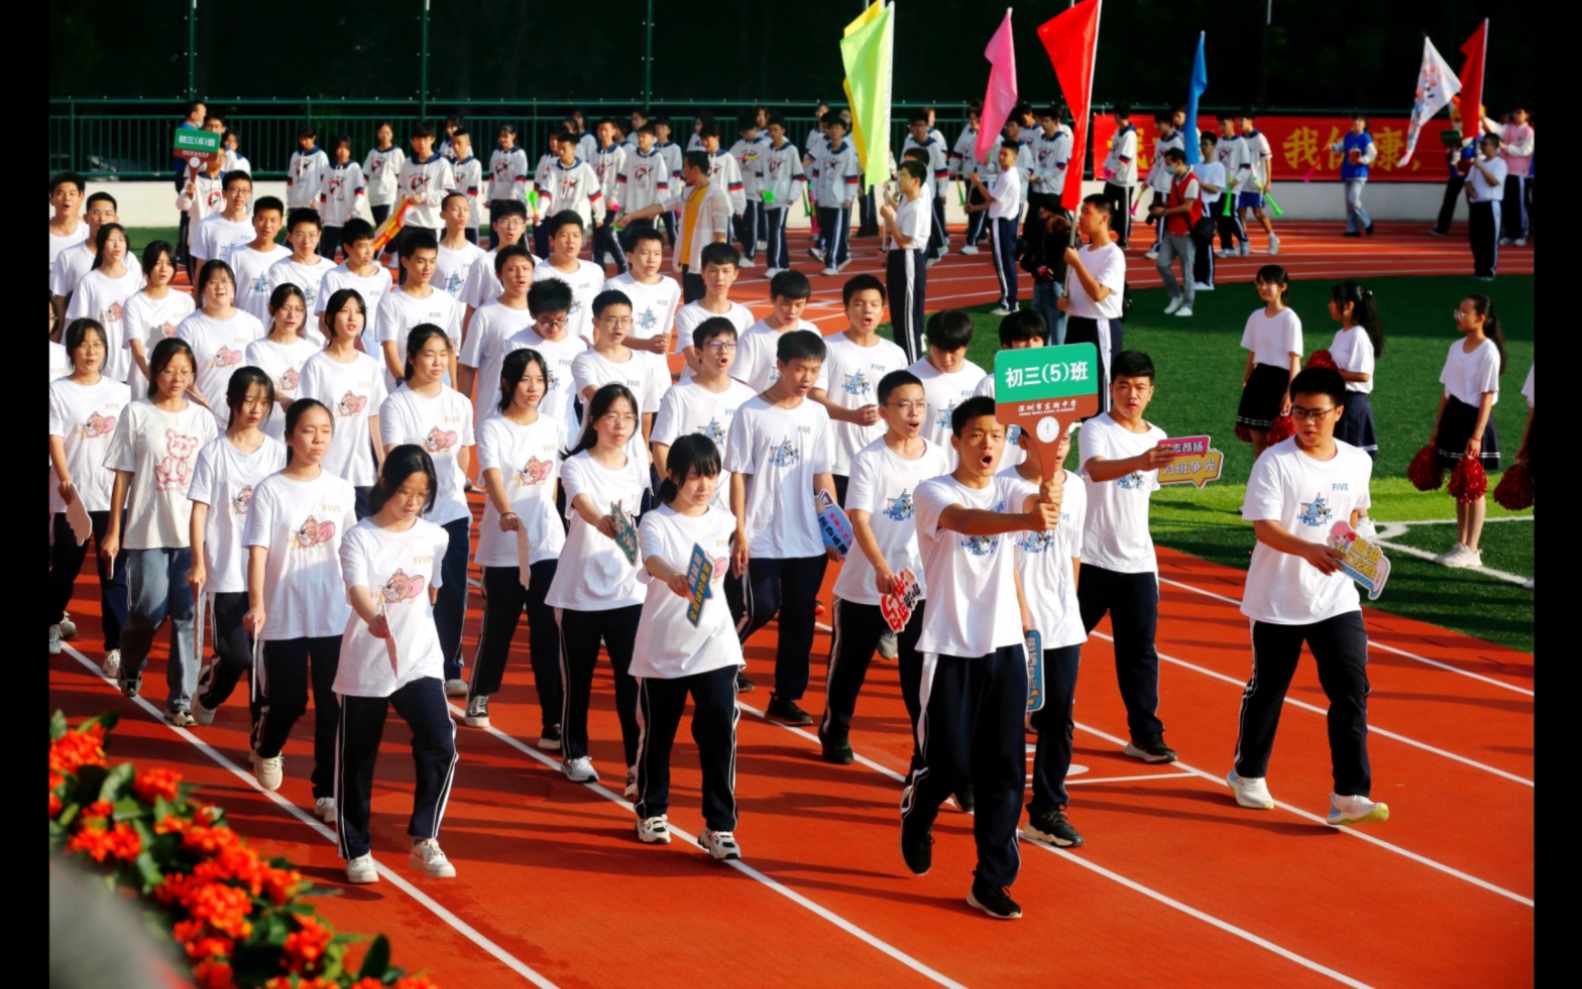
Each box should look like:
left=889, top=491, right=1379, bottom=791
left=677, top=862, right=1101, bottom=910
left=624, top=766, right=639, bottom=800
left=48, top=625, right=63, bottom=655
left=1498, top=237, right=1513, bottom=246
left=877, top=631, right=899, bottom=660
left=1439, top=544, right=1482, bottom=569
left=698, top=828, right=741, bottom=860
left=344, top=853, right=379, bottom=884
left=738, top=258, right=755, bottom=269
left=1514, top=238, right=1527, bottom=247
left=463, top=693, right=490, bottom=729
left=1431, top=543, right=1464, bottom=565
left=315, top=797, right=336, bottom=824
left=939, top=245, right=951, bottom=255
left=822, top=266, right=838, bottom=276
left=990, top=306, right=1015, bottom=316
left=1144, top=249, right=1160, bottom=260
left=1267, top=234, right=1280, bottom=255
left=1163, top=297, right=1184, bottom=315
left=444, top=678, right=468, bottom=697
left=169, top=709, right=197, bottom=728
left=1353, top=517, right=1378, bottom=542
left=192, top=693, right=217, bottom=727
left=926, top=255, right=942, bottom=267
left=1214, top=249, right=1231, bottom=258
left=1226, top=770, right=1275, bottom=810
left=807, top=246, right=826, bottom=262
left=764, top=267, right=783, bottom=279
left=410, top=838, right=457, bottom=877
left=1523, top=577, right=1534, bottom=590
left=636, top=815, right=671, bottom=844
left=1193, top=281, right=1215, bottom=292
left=1327, top=793, right=1389, bottom=826
left=59, top=613, right=78, bottom=638
left=756, top=240, right=768, bottom=252
left=561, top=756, right=599, bottom=783
left=1237, top=243, right=1250, bottom=257
left=252, top=751, right=283, bottom=791
left=102, top=649, right=121, bottom=678
left=959, top=245, right=979, bottom=255
left=1174, top=305, right=1193, bottom=317
left=834, top=259, right=850, bottom=272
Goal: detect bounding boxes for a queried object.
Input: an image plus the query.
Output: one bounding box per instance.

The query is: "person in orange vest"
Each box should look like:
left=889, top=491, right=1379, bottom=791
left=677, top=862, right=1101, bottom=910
left=1147, top=148, right=1202, bottom=318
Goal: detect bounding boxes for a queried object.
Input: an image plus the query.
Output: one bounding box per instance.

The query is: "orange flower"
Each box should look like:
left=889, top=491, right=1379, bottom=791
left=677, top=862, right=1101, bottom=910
left=393, top=976, right=443, bottom=989
left=282, top=915, right=333, bottom=974
left=66, top=821, right=141, bottom=862
left=156, top=815, right=191, bottom=836
left=49, top=792, right=62, bottom=818
left=80, top=799, right=116, bottom=824
left=133, top=767, right=182, bottom=804
left=172, top=919, right=206, bottom=943
left=191, top=958, right=235, bottom=989
left=49, top=724, right=108, bottom=776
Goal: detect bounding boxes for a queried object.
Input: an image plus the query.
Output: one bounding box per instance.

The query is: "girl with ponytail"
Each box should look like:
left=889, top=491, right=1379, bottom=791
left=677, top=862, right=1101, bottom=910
left=1428, top=294, right=1506, bottom=569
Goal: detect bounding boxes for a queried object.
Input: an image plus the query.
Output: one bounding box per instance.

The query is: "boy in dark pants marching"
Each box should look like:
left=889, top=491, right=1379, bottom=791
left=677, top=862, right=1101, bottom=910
left=967, top=143, right=1024, bottom=316
left=1227, top=367, right=1389, bottom=827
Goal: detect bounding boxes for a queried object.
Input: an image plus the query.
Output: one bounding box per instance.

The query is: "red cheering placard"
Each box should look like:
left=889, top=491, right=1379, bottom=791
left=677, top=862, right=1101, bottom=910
left=880, top=568, right=921, bottom=634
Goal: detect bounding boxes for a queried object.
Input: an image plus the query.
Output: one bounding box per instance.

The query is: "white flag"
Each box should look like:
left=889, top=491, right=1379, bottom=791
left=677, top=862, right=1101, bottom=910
left=1399, top=36, right=1462, bottom=167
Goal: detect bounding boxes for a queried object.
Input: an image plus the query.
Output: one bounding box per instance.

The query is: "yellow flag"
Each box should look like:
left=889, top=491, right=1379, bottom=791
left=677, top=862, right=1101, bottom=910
left=840, top=1, right=894, bottom=188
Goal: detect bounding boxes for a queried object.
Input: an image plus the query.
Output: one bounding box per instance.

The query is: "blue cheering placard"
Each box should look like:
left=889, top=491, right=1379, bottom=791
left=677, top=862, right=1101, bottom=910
left=610, top=501, right=639, bottom=565
left=1025, top=630, right=1045, bottom=714
left=685, top=543, right=714, bottom=627
left=815, top=489, right=855, bottom=559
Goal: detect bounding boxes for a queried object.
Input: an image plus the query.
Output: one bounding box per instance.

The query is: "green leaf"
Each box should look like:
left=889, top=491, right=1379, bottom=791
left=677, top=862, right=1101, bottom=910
left=80, top=710, right=120, bottom=734
left=97, top=762, right=135, bottom=802
left=134, top=850, right=165, bottom=890
left=113, top=796, right=145, bottom=821
left=56, top=803, right=80, bottom=831
left=152, top=795, right=171, bottom=820
left=330, top=932, right=368, bottom=946
left=357, top=935, right=392, bottom=980
left=50, top=710, right=68, bottom=740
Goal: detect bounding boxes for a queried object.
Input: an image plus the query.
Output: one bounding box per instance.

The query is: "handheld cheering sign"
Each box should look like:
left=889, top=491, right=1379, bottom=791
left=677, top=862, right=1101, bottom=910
left=610, top=502, right=640, bottom=565
left=173, top=128, right=221, bottom=169
left=684, top=543, right=714, bottom=627
left=1157, top=435, right=1225, bottom=488
left=1328, top=522, right=1392, bottom=600
left=815, top=490, right=855, bottom=559
left=370, top=200, right=412, bottom=254
left=993, top=343, right=1101, bottom=478
left=879, top=568, right=922, bottom=634
left=1025, top=630, right=1045, bottom=713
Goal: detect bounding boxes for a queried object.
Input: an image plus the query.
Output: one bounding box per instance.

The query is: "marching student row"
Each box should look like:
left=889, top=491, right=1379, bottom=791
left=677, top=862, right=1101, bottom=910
left=46, top=212, right=1530, bottom=926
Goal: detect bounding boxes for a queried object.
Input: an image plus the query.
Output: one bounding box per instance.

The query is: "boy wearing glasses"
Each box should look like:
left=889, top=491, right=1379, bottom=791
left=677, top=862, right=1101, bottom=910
left=1228, top=366, right=1388, bottom=828
left=500, top=279, right=585, bottom=432
left=570, top=290, right=667, bottom=488
left=818, top=369, right=949, bottom=768
left=650, top=317, right=756, bottom=508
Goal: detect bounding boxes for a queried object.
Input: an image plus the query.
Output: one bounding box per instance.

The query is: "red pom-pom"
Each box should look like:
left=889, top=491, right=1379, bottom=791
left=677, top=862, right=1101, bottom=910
left=1408, top=445, right=1444, bottom=492
left=1268, top=414, right=1296, bottom=443
left=1493, top=463, right=1534, bottom=511
left=1305, top=349, right=1338, bottom=370
left=1448, top=458, right=1488, bottom=502
left=1235, top=423, right=1252, bottom=443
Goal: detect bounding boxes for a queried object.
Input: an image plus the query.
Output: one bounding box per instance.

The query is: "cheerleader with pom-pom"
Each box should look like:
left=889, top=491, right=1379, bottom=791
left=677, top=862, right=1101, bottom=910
left=1324, top=280, right=1384, bottom=537
left=1427, top=295, right=1506, bottom=569
left=1235, top=265, right=1302, bottom=462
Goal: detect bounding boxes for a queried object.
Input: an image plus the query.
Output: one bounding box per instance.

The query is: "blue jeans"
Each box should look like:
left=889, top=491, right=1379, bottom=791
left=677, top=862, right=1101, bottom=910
left=1032, top=280, right=1067, bottom=345
left=1343, top=179, right=1371, bottom=233
left=121, top=547, right=197, bottom=712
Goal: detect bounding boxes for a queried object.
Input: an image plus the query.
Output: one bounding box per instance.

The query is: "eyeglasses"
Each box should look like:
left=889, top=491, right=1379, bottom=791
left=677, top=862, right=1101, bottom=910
left=704, top=341, right=738, bottom=352
left=1453, top=309, right=1471, bottom=320
left=599, top=413, right=638, bottom=426
left=536, top=317, right=569, bottom=329
left=887, top=400, right=927, bottom=413
left=600, top=316, right=634, bottom=328
left=1289, top=406, right=1337, bottom=422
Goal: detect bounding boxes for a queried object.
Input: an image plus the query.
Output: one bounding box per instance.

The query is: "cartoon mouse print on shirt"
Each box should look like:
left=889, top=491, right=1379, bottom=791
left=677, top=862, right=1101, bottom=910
left=154, top=430, right=200, bottom=491
left=212, top=346, right=244, bottom=370
left=336, top=392, right=367, bottom=418
left=292, top=516, right=337, bottom=549
left=425, top=427, right=458, bottom=454
left=230, top=484, right=255, bottom=515
left=278, top=368, right=300, bottom=393
left=82, top=412, right=117, bottom=439
left=515, top=456, right=553, bottom=488
left=380, top=569, right=426, bottom=604
left=102, top=302, right=124, bottom=324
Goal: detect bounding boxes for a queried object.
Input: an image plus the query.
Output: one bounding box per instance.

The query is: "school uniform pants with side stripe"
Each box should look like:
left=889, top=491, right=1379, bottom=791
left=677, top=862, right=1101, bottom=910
left=932, top=196, right=950, bottom=251
left=763, top=207, right=790, bottom=270
left=964, top=184, right=989, bottom=246
left=821, top=599, right=926, bottom=770
left=1103, top=182, right=1133, bottom=247
left=886, top=247, right=928, bottom=364
left=435, top=518, right=471, bottom=682
left=591, top=221, right=627, bottom=274
left=1500, top=174, right=1529, bottom=241
left=734, top=200, right=762, bottom=261
left=730, top=554, right=830, bottom=703
left=1077, top=566, right=1164, bottom=742
left=255, top=635, right=342, bottom=799
left=1232, top=611, right=1372, bottom=796
left=557, top=604, right=642, bottom=767
left=989, top=216, right=1018, bottom=310
left=901, top=646, right=1027, bottom=888
left=121, top=547, right=197, bottom=712
left=1191, top=218, right=1216, bottom=286
left=1434, top=174, right=1465, bottom=234
left=1468, top=200, right=1501, bottom=278
left=1027, top=644, right=1083, bottom=813
left=816, top=205, right=851, bottom=267
left=49, top=509, right=128, bottom=651
left=471, top=562, right=563, bottom=727
left=195, top=591, right=259, bottom=726
left=1064, top=316, right=1122, bottom=415
left=634, top=664, right=740, bottom=831
left=335, top=676, right=459, bottom=860
left=1215, top=210, right=1246, bottom=252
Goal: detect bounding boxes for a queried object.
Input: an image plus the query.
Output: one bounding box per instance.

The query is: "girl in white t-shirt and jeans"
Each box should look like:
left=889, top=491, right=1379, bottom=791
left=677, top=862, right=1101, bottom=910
left=48, top=318, right=132, bottom=663
left=630, top=435, right=745, bottom=858
left=1236, top=265, right=1302, bottom=461
left=1429, top=295, right=1508, bottom=569
left=243, top=399, right=358, bottom=822
left=544, top=383, right=648, bottom=793
left=101, top=337, right=219, bottom=719
left=188, top=367, right=287, bottom=729
left=335, top=445, right=460, bottom=885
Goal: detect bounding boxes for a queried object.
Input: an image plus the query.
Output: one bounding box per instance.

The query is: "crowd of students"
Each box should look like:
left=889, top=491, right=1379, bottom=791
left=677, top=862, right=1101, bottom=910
left=45, top=99, right=1534, bottom=919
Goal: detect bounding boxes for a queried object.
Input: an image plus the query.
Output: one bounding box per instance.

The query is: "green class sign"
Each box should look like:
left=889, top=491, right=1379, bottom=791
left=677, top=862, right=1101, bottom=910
left=173, top=129, right=221, bottom=166
left=993, top=342, right=1101, bottom=475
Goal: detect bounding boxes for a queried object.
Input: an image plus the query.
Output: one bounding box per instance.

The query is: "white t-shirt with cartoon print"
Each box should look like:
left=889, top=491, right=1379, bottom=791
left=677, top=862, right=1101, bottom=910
left=296, top=351, right=387, bottom=488
left=474, top=413, right=568, bottom=568
left=543, top=450, right=648, bottom=611
left=649, top=378, right=758, bottom=511
left=731, top=317, right=819, bottom=393
left=243, top=468, right=358, bottom=641
left=630, top=504, right=743, bottom=679
left=103, top=399, right=218, bottom=550
left=244, top=337, right=320, bottom=440
left=122, top=290, right=196, bottom=397
left=912, top=473, right=1028, bottom=658
left=336, top=517, right=450, bottom=697
left=377, top=385, right=475, bottom=528
left=722, top=395, right=833, bottom=559
left=533, top=258, right=606, bottom=346
left=65, top=267, right=145, bottom=384
left=1078, top=412, right=1167, bottom=574
left=175, top=308, right=267, bottom=428
left=908, top=356, right=988, bottom=467
left=231, top=245, right=292, bottom=325
left=187, top=434, right=288, bottom=593
left=457, top=299, right=533, bottom=426
left=497, top=328, right=586, bottom=437
left=1002, top=466, right=1087, bottom=650
left=570, top=348, right=668, bottom=479
left=376, top=286, right=460, bottom=391
left=48, top=375, right=132, bottom=514
left=817, top=332, right=911, bottom=475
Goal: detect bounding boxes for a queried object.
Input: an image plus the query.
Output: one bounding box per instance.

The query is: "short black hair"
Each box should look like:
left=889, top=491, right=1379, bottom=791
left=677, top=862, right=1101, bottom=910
left=1289, top=367, right=1347, bottom=408
left=625, top=225, right=666, bottom=250
left=491, top=199, right=529, bottom=222
left=51, top=172, right=86, bottom=195
left=1112, top=350, right=1156, bottom=381
left=1163, top=148, right=1187, bottom=164
left=1154, top=110, right=1174, bottom=125
left=591, top=289, right=632, bottom=319
left=877, top=369, right=923, bottom=406
left=951, top=396, right=999, bottom=436
left=493, top=242, right=534, bottom=275
left=770, top=269, right=812, bottom=301
left=1081, top=192, right=1112, bottom=220
left=926, top=310, right=974, bottom=352
left=692, top=316, right=739, bottom=348
left=332, top=133, right=353, bottom=152
left=1200, top=132, right=1218, bottom=146
left=1113, top=102, right=1131, bottom=118
left=340, top=217, right=374, bottom=245
left=698, top=121, right=720, bottom=140
left=221, top=170, right=252, bottom=190
left=842, top=273, right=885, bottom=307
left=85, top=191, right=118, bottom=212
left=399, top=227, right=438, bottom=258
left=777, top=329, right=826, bottom=365
left=683, top=150, right=710, bottom=173
left=700, top=241, right=740, bottom=269
left=254, top=195, right=284, bottom=216
left=998, top=310, right=1047, bottom=347
left=298, top=124, right=317, bottom=139
left=899, top=159, right=927, bottom=183
left=527, top=279, right=573, bottom=317
left=908, top=110, right=930, bottom=126
left=766, top=113, right=787, bottom=128
left=822, top=110, right=846, bottom=128
left=412, top=121, right=436, bottom=140
left=286, top=207, right=323, bottom=232
left=546, top=210, right=584, bottom=237
left=738, top=110, right=759, bottom=130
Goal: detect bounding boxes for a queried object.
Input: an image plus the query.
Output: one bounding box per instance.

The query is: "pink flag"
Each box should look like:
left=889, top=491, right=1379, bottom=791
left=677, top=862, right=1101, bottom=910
left=974, top=9, right=1018, bottom=164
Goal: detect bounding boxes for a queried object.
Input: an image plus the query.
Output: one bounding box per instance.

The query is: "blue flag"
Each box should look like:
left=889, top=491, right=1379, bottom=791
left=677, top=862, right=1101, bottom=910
left=1184, top=31, right=1207, bottom=164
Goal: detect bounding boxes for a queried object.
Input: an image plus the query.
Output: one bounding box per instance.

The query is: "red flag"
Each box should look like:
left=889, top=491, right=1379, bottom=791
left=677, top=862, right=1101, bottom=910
left=974, top=10, right=1019, bottom=164
left=1037, top=0, right=1103, bottom=213
left=1458, top=19, right=1488, bottom=130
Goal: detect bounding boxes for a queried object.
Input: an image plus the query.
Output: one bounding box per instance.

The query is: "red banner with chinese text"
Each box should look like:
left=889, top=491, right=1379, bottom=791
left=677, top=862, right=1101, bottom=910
left=1089, top=115, right=1457, bottom=182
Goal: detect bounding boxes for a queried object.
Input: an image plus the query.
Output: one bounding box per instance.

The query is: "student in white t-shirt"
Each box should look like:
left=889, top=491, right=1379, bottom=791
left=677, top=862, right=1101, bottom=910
left=244, top=285, right=319, bottom=440
left=1229, top=367, right=1388, bottom=828
left=650, top=317, right=757, bottom=514
left=458, top=200, right=534, bottom=336
left=543, top=383, right=649, bottom=793
left=1429, top=295, right=1508, bottom=569
left=465, top=349, right=568, bottom=745
left=570, top=290, right=669, bottom=489
left=489, top=280, right=586, bottom=435
left=47, top=319, right=132, bottom=663
left=1236, top=265, right=1303, bottom=460
left=630, top=435, right=746, bottom=858
left=65, top=223, right=145, bottom=385
left=535, top=212, right=607, bottom=346
left=810, top=275, right=910, bottom=507
left=457, top=244, right=535, bottom=426
left=266, top=209, right=337, bottom=343
left=378, top=230, right=462, bottom=390
left=186, top=367, right=287, bottom=729
left=907, top=311, right=987, bottom=468
left=316, top=219, right=389, bottom=357
left=899, top=396, right=1057, bottom=921
left=229, top=197, right=290, bottom=325
left=51, top=191, right=120, bottom=318
left=378, top=326, right=476, bottom=694
left=177, top=260, right=266, bottom=429
left=123, top=241, right=195, bottom=397
left=334, top=445, right=461, bottom=885
left=1003, top=426, right=1088, bottom=850
left=882, top=159, right=934, bottom=362
left=190, top=172, right=255, bottom=270
left=1076, top=350, right=1178, bottom=764
left=243, top=399, right=358, bottom=821
left=819, top=369, right=950, bottom=770
left=673, top=244, right=752, bottom=382
left=297, top=289, right=387, bottom=517
left=604, top=226, right=681, bottom=377
left=1326, top=281, right=1383, bottom=484
left=1058, top=194, right=1127, bottom=411
left=724, top=330, right=838, bottom=716
left=731, top=270, right=816, bottom=393
left=48, top=171, right=87, bottom=276
left=966, top=143, right=1024, bottom=315
left=101, top=337, right=219, bottom=720
left=435, top=193, right=486, bottom=303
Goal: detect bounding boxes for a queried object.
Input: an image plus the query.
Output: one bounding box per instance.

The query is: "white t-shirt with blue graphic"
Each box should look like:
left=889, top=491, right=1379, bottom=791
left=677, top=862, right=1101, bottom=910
left=817, top=332, right=910, bottom=475
left=650, top=378, right=758, bottom=511
left=723, top=395, right=833, bottom=559
left=908, top=356, right=987, bottom=468
left=1077, top=412, right=1167, bottom=574
left=913, top=473, right=1028, bottom=659
left=1002, top=466, right=1087, bottom=649
left=833, top=437, right=951, bottom=607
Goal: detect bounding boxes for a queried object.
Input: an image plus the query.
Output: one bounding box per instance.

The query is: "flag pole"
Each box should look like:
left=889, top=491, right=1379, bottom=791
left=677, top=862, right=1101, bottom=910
left=1071, top=0, right=1102, bottom=251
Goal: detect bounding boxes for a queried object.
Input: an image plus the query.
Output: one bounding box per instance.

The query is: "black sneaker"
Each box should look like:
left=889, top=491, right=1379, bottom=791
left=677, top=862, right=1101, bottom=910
left=1124, top=732, right=1177, bottom=764
left=900, top=819, right=933, bottom=876
left=1023, top=808, right=1084, bottom=848
left=954, top=783, right=975, bottom=813
left=819, top=728, right=854, bottom=765
left=766, top=695, right=813, bottom=726
left=736, top=670, right=755, bottom=693
left=967, top=879, right=1023, bottom=920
